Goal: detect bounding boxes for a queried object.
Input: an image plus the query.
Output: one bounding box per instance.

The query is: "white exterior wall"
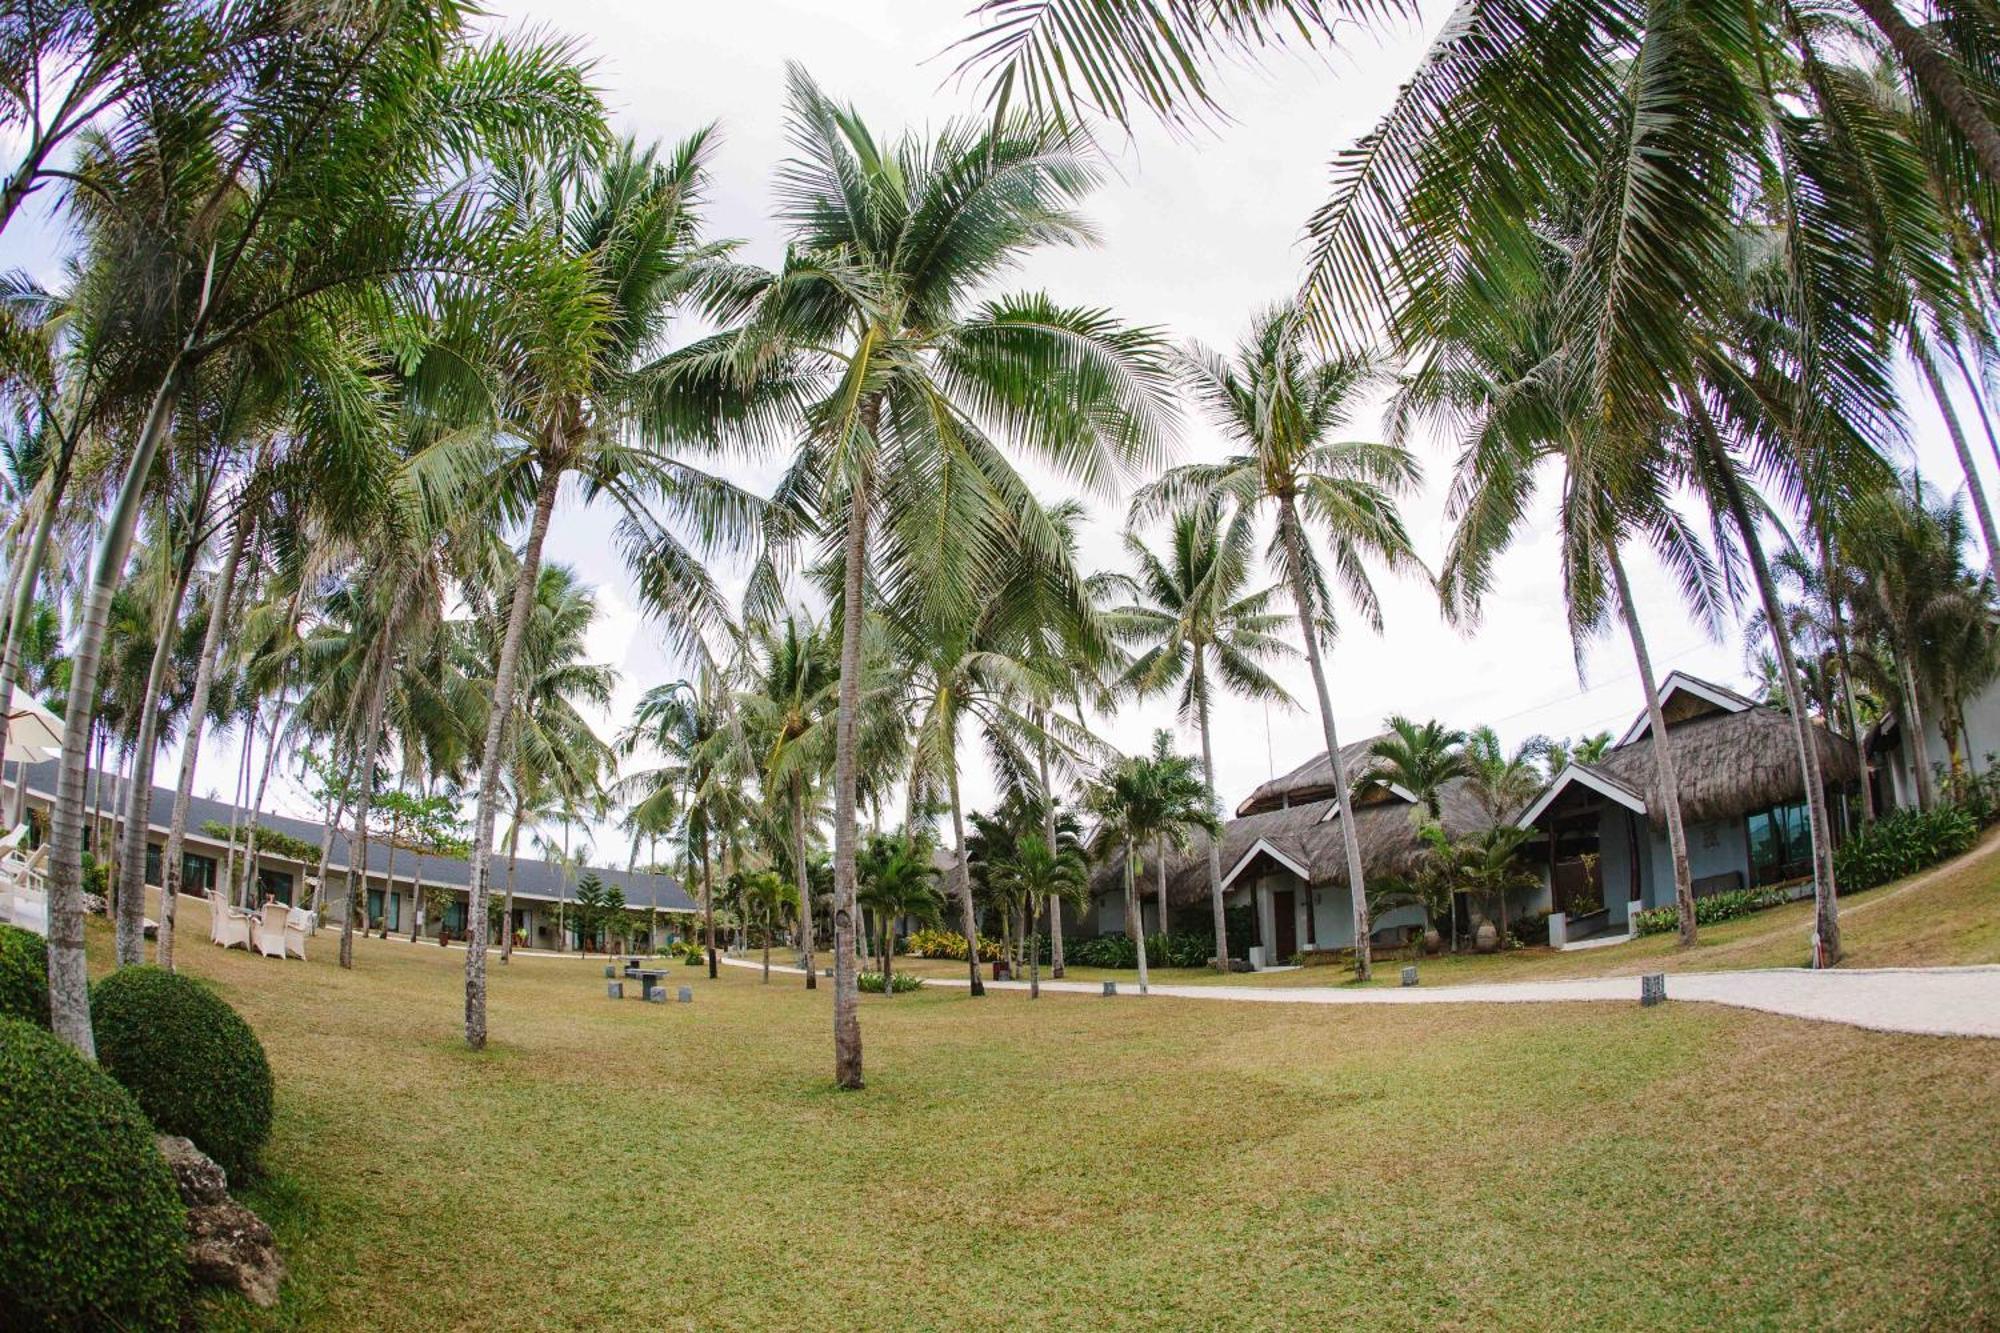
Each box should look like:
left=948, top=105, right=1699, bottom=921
left=1881, top=673, right=2000, bottom=809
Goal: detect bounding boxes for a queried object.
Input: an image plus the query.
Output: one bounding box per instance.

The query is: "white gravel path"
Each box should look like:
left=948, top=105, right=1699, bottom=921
left=722, top=956, right=2000, bottom=1039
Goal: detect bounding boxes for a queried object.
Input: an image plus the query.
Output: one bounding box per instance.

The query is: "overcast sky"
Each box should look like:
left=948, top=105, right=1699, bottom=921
left=7, top=1, right=1987, bottom=865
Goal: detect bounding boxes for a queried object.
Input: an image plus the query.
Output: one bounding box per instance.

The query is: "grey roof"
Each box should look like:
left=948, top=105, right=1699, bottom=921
left=12, top=759, right=696, bottom=912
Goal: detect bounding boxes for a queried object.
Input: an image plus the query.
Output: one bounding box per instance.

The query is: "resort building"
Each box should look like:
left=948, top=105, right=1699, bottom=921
left=0, top=759, right=697, bottom=951
left=1085, top=671, right=1866, bottom=962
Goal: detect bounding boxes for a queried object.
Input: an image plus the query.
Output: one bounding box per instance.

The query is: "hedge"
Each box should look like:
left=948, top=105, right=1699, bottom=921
left=1833, top=806, right=1979, bottom=893
left=92, top=966, right=274, bottom=1178
left=1065, top=931, right=1216, bottom=969
left=0, top=923, right=49, bottom=1027
left=0, top=1017, right=187, bottom=1330
left=1634, top=886, right=1789, bottom=937
left=859, top=971, right=924, bottom=993
left=903, top=928, right=1002, bottom=963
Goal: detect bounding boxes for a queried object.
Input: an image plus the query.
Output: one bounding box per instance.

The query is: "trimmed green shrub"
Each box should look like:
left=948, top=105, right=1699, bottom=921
left=0, top=923, right=49, bottom=1027
left=903, top=928, right=1001, bottom=962
left=1065, top=931, right=1215, bottom=969
left=1834, top=806, right=1979, bottom=893
left=1509, top=910, right=1552, bottom=948
left=0, top=1016, right=186, bottom=1329
left=858, top=971, right=924, bottom=993
left=92, top=966, right=274, bottom=1178
left=1633, top=886, right=1789, bottom=937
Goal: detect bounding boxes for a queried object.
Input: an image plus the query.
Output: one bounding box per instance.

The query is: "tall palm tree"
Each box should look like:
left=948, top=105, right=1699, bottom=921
left=458, top=133, right=764, bottom=1051
left=1111, top=503, right=1294, bottom=970
left=1137, top=306, right=1422, bottom=979
left=684, top=66, right=1176, bottom=1087
left=1084, top=729, right=1216, bottom=992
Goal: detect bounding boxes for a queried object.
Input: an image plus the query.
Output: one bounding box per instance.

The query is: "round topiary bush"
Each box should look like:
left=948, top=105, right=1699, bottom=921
left=0, top=1016, right=186, bottom=1329
left=0, top=922, right=49, bottom=1027
left=92, top=965, right=274, bottom=1178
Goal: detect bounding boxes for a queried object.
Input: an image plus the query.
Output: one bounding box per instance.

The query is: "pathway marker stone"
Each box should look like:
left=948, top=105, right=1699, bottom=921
left=1401, top=966, right=1418, bottom=987
left=678, top=985, right=693, bottom=1004
left=1102, top=980, right=1117, bottom=996
left=1641, top=973, right=1666, bottom=1006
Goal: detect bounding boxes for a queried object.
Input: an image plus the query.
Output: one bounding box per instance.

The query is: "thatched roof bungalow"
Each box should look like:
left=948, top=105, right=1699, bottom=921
left=1516, top=671, right=1861, bottom=938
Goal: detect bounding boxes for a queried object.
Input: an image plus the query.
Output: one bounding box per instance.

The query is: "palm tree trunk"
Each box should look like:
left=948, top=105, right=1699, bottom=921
left=382, top=830, right=400, bottom=940
left=1606, top=537, right=1698, bottom=947
left=945, top=742, right=985, bottom=997
left=1153, top=834, right=1169, bottom=943
left=1899, top=652, right=1935, bottom=810
left=223, top=715, right=254, bottom=909
left=1276, top=495, right=1371, bottom=979
left=238, top=690, right=286, bottom=916
left=0, top=471, right=65, bottom=812
left=339, top=645, right=393, bottom=971
left=701, top=828, right=715, bottom=976
left=501, top=799, right=522, bottom=963
left=792, top=778, right=815, bottom=989
left=464, top=464, right=562, bottom=1052
left=1918, top=341, right=2000, bottom=585
left=1819, top=530, right=1874, bottom=826
left=158, top=509, right=253, bottom=969
left=1850, top=0, right=2000, bottom=185
left=1949, top=342, right=2000, bottom=480
left=1036, top=728, right=1066, bottom=979
left=45, top=371, right=180, bottom=1056
left=1690, top=399, right=1841, bottom=963
left=310, top=678, right=370, bottom=921
left=830, top=448, right=873, bottom=1089
left=115, top=541, right=198, bottom=964
left=1126, top=839, right=1150, bottom=995
left=1193, top=658, right=1231, bottom=971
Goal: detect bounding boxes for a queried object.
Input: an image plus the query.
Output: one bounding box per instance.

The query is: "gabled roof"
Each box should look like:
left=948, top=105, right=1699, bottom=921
left=1616, top=671, right=1756, bottom=745
left=1235, top=734, right=1386, bottom=816
left=1513, top=762, right=1648, bottom=831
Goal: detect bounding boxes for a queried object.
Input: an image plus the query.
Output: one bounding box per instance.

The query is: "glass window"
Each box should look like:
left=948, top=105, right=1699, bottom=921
left=1748, top=801, right=1810, bottom=883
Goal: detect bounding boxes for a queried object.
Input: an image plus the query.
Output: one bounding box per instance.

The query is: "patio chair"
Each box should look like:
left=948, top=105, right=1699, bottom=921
left=215, top=905, right=253, bottom=952
left=0, top=823, right=26, bottom=855
left=256, top=903, right=288, bottom=959
left=283, top=906, right=311, bottom=960
left=207, top=891, right=225, bottom=945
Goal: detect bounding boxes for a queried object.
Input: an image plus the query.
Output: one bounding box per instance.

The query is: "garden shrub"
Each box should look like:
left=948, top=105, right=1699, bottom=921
left=858, top=971, right=924, bottom=993
left=903, top=928, right=1001, bottom=962
left=0, top=1016, right=186, bottom=1330
left=1065, top=931, right=1215, bottom=969
left=0, top=923, right=49, bottom=1027
left=1633, top=886, right=1788, bottom=937
left=92, top=966, right=274, bottom=1178
left=1833, top=806, right=1979, bottom=893
left=1509, top=910, right=1552, bottom=948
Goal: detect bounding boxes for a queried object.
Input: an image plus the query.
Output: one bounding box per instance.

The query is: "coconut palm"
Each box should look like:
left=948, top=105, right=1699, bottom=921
left=1084, top=729, right=1216, bottom=992
left=1136, top=305, right=1422, bottom=979
left=458, top=132, right=767, bottom=1051
left=989, top=831, right=1088, bottom=999
left=619, top=671, right=731, bottom=977
left=1111, top=502, right=1294, bottom=970
left=682, top=65, right=1176, bottom=1086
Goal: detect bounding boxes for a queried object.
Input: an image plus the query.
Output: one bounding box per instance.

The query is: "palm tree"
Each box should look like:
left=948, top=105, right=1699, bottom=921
left=457, top=132, right=767, bottom=1051
left=1084, top=730, right=1217, bottom=992
left=856, top=833, right=944, bottom=997
left=619, top=672, right=731, bottom=977
left=1112, top=503, right=1294, bottom=970
left=736, top=867, right=798, bottom=985
left=1137, top=306, right=1422, bottom=979
left=1362, top=716, right=1468, bottom=822
left=990, top=832, right=1088, bottom=999
left=686, top=66, right=1176, bottom=1086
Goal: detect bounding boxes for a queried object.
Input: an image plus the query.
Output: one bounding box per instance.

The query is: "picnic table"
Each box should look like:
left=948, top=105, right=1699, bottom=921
left=621, top=959, right=669, bottom=1000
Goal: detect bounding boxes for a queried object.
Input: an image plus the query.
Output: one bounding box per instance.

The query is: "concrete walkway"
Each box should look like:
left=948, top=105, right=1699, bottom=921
left=722, top=955, right=2000, bottom=1039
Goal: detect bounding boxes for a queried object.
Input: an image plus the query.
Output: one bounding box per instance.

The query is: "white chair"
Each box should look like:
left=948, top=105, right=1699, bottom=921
left=0, top=823, right=27, bottom=855
left=10, top=885, right=46, bottom=936
left=256, top=903, right=288, bottom=959
left=283, top=906, right=311, bottom=960
left=207, top=891, right=225, bottom=945
left=215, top=905, right=253, bottom=951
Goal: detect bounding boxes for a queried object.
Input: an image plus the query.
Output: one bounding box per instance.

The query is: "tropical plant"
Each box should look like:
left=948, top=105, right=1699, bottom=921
left=1362, top=716, right=1468, bottom=821
left=1083, top=729, right=1217, bottom=992
left=856, top=833, right=945, bottom=997
left=1112, top=501, right=1294, bottom=970
left=684, top=65, right=1176, bottom=1086
left=987, top=831, right=1088, bottom=997
left=1135, top=305, right=1422, bottom=980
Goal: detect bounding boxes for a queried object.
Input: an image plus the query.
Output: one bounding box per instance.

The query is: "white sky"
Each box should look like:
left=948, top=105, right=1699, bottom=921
left=5, top=1, right=1988, bottom=861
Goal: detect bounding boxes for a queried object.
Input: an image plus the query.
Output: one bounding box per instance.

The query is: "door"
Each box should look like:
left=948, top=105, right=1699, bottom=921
left=1272, top=888, right=1297, bottom=962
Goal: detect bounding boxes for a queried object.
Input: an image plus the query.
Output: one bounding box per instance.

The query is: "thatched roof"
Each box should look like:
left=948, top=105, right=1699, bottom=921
left=1098, top=773, right=1492, bottom=911
left=1235, top=734, right=1385, bottom=816
left=1535, top=704, right=1860, bottom=831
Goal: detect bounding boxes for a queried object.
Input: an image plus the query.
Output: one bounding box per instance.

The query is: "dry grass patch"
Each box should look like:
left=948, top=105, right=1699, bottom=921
left=101, top=891, right=1999, bottom=1331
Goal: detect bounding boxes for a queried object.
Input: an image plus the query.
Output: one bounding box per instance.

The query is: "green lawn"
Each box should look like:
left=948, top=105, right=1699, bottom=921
left=104, top=887, right=1999, bottom=1330
left=894, top=826, right=2000, bottom=990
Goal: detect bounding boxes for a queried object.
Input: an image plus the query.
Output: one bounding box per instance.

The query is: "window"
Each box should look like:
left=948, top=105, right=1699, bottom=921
left=257, top=869, right=294, bottom=904
left=1746, top=802, right=1811, bottom=885
left=181, top=853, right=217, bottom=893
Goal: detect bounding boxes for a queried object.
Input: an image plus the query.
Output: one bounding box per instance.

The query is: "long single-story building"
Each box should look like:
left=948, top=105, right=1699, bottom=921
left=1084, top=671, right=1865, bottom=962
left=0, top=758, right=696, bottom=951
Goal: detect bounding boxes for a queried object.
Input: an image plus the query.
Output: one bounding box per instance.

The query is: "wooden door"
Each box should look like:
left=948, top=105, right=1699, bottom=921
left=1272, top=888, right=1297, bottom=961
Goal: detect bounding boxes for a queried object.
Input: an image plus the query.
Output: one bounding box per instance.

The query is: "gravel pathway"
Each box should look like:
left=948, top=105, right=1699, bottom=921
left=723, top=956, right=2000, bottom=1039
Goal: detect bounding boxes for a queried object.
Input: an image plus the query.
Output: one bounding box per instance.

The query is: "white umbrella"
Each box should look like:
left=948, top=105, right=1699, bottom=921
left=4, top=696, right=63, bottom=766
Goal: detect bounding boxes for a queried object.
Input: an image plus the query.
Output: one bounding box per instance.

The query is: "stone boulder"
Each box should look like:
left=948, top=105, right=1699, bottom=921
left=80, top=892, right=108, bottom=917
left=155, top=1134, right=286, bottom=1308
